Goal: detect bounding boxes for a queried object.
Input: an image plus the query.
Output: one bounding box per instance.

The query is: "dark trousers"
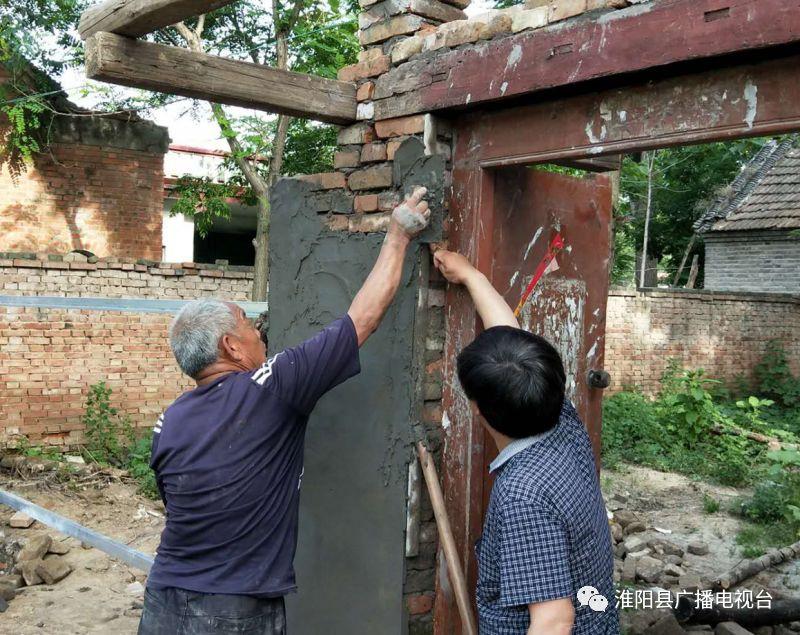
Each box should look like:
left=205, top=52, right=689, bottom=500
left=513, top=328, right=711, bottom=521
left=138, top=586, right=286, bottom=634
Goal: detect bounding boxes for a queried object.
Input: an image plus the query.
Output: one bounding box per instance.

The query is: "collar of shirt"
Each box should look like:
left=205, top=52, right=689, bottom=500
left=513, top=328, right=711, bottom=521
left=489, top=428, right=555, bottom=474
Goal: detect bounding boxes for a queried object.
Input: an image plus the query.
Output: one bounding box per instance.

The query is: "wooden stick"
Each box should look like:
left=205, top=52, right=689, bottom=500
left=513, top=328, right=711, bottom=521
left=709, top=425, right=798, bottom=451
left=416, top=441, right=478, bottom=635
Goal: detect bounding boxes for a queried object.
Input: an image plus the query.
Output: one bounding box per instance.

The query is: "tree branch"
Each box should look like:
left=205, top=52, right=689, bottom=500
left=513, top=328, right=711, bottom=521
left=172, top=19, right=268, bottom=198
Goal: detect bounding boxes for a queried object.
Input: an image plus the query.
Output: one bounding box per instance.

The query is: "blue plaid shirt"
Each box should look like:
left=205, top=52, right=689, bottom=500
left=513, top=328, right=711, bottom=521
left=475, top=401, right=619, bottom=634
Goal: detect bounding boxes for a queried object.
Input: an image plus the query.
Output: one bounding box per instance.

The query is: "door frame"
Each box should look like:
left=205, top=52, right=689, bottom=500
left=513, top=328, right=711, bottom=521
left=434, top=50, right=800, bottom=634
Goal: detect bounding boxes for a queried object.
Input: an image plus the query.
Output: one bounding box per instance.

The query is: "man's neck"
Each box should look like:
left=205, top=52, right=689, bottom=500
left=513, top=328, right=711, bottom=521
left=486, top=425, right=514, bottom=454
left=194, top=361, right=251, bottom=386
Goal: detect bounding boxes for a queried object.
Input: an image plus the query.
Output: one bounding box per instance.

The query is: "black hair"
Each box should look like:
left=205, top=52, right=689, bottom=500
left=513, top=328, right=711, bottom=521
left=456, top=326, right=566, bottom=438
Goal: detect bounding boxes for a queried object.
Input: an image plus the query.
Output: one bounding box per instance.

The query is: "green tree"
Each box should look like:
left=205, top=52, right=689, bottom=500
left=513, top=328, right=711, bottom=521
left=0, top=1, right=89, bottom=177
left=614, top=140, right=770, bottom=286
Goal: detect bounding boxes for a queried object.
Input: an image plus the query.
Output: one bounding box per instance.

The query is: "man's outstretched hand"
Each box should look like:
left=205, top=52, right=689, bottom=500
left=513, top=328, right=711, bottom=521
left=433, top=249, right=519, bottom=328
left=433, top=249, right=478, bottom=285
left=390, top=186, right=431, bottom=239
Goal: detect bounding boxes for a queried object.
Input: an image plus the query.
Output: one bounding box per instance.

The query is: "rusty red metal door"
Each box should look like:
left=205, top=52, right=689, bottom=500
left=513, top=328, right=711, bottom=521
left=437, top=154, right=612, bottom=633
left=489, top=166, right=612, bottom=460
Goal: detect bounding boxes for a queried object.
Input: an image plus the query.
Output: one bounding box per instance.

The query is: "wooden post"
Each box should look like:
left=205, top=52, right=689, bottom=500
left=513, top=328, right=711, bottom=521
left=416, top=442, right=478, bottom=635
left=79, top=0, right=238, bottom=39
left=685, top=254, right=700, bottom=289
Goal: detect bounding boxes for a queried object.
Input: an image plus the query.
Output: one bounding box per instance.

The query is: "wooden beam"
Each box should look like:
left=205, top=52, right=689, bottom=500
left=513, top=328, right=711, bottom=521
left=554, top=155, right=622, bottom=173
left=453, top=53, right=800, bottom=168
left=79, top=0, right=237, bottom=39
left=373, top=0, right=800, bottom=120
left=84, top=32, right=357, bottom=125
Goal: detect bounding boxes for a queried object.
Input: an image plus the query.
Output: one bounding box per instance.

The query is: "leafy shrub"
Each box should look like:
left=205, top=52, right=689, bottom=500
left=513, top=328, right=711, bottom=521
left=741, top=449, right=800, bottom=526
left=602, top=391, right=664, bottom=470
left=703, top=494, right=720, bottom=514
left=127, top=437, right=159, bottom=500
left=603, top=363, right=770, bottom=486
left=81, top=382, right=134, bottom=466
left=81, top=382, right=159, bottom=499
left=656, top=369, right=723, bottom=444
left=735, top=396, right=774, bottom=432
left=755, top=340, right=800, bottom=407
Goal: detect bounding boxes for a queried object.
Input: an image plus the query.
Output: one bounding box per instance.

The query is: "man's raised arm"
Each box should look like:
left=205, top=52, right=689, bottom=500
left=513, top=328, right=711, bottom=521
left=433, top=250, right=519, bottom=329
left=348, top=187, right=430, bottom=347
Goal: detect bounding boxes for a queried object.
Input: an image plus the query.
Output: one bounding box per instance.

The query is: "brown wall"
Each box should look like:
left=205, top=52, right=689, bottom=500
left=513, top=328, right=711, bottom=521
left=0, top=65, right=169, bottom=261
left=0, top=257, right=257, bottom=449
left=604, top=287, right=800, bottom=396
left=0, top=142, right=165, bottom=260
left=0, top=255, right=253, bottom=300
left=0, top=306, right=193, bottom=449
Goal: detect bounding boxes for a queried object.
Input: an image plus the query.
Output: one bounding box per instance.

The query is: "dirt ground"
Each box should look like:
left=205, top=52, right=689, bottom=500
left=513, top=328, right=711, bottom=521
left=0, top=463, right=798, bottom=633
left=0, top=475, right=165, bottom=635
left=603, top=463, right=800, bottom=597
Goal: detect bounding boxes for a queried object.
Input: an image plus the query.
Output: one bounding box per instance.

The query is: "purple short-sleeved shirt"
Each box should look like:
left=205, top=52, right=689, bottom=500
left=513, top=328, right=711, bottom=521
left=147, top=316, right=360, bottom=597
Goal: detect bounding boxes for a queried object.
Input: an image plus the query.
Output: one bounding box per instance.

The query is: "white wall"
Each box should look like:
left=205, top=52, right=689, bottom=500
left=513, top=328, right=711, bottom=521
left=162, top=201, right=195, bottom=263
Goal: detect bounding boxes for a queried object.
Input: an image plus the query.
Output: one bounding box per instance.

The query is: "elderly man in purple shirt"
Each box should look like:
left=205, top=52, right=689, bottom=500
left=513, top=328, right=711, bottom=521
left=138, top=188, right=430, bottom=635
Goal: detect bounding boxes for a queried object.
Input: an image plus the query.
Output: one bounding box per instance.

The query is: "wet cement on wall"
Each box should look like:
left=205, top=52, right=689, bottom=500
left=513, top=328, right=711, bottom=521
left=393, top=137, right=446, bottom=245
left=268, top=178, right=422, bottom=635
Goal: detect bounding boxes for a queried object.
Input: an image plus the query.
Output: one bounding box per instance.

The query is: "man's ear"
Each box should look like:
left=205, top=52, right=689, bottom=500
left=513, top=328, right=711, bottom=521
left=220, top=333, right=242, bottom=361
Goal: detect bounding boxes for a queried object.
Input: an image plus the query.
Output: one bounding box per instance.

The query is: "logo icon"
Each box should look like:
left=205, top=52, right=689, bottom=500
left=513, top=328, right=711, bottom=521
left=577, top=586, right=608, bottom=612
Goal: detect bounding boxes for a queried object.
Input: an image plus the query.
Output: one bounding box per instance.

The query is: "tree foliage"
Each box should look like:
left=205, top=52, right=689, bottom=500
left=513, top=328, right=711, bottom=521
left=613, top=139, right=772, bottom=285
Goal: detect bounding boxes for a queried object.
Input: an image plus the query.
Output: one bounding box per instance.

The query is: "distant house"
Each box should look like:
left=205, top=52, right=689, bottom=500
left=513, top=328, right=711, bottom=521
left=162, top=145, right=258, bottom=266
left=695, top=139, right=800, bottom=294
left=0, top=60, right=169, bottom=261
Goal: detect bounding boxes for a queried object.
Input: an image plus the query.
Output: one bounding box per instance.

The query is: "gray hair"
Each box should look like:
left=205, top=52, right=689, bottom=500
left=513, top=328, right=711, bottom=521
left=169, top=299, right=238, bottom=378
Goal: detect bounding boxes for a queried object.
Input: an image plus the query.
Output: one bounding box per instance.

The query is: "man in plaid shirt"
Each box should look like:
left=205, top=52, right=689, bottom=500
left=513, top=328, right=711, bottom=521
left=433, top=250, right=619, bottom=635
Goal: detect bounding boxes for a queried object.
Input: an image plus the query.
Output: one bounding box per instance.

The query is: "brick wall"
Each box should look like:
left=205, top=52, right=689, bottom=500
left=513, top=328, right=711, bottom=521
left=604, top=287, right=800, bottom=396
left=0, top=142, right=165, bottom=260
left=704, top=231, right=800, bottom=294
left=0, top=66, right=169, bottom=261
left=0, top=253, right=256, bottom=448
left=0, top=253, right=253, bottom=300
left=0, top=306, right=194, bottom=448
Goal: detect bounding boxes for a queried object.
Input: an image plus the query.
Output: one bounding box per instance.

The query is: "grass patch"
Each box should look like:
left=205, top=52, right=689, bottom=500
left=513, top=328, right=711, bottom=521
left=602, top=350, right=800, bottom=555
left=703, top=494, right=720, bottom=514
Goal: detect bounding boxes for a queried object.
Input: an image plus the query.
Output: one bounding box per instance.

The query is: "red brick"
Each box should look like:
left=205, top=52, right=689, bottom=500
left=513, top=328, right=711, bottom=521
left=348, top=213, right=391, bottom=233
left=348, top=165, right=393, bottom=191
left=337, top=55, right=390, bottom=82
left=295, top=172, right=347, bottom=190
left=360, top=143, right=388, bottom=164
left=549, top=0, right=588, bottom=22
left=406, top=594, right=434, bottom=615
left=356, top=81, right=375, bottom=102
left=334, top=151, right=360, bottom=170
left=375, top=115, right=426, bottom=138
left=354, top=194, right=380, bottom=213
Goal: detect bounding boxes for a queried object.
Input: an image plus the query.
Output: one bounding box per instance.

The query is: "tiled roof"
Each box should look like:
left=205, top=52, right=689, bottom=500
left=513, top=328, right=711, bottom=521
left=695, top=139, right=800, bottom=233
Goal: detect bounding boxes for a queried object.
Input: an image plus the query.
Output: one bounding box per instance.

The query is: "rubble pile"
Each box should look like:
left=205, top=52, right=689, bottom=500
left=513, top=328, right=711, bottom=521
left=0, top=512, right=73, bottom=613
left=607, top=495, right=800, bottom=635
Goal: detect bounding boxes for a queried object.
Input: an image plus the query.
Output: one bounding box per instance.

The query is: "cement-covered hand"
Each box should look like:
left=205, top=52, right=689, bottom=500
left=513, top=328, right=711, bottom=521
left=391, top=186, right=430, bottom=237
left=433, top=249, right=478, bottom=285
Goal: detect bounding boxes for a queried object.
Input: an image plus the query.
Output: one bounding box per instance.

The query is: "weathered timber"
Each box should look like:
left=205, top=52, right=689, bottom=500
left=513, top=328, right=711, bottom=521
left=373, top=0, right=800, bottom=119
left=85, top=32, right=357, bottom=125
left=79, top=0, right=237, bottom=39
left=450, top=53, right=800, bottom=168
left=714, top=539, right=800, bottom=590
left=555, top=155, right=622, bottom=173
